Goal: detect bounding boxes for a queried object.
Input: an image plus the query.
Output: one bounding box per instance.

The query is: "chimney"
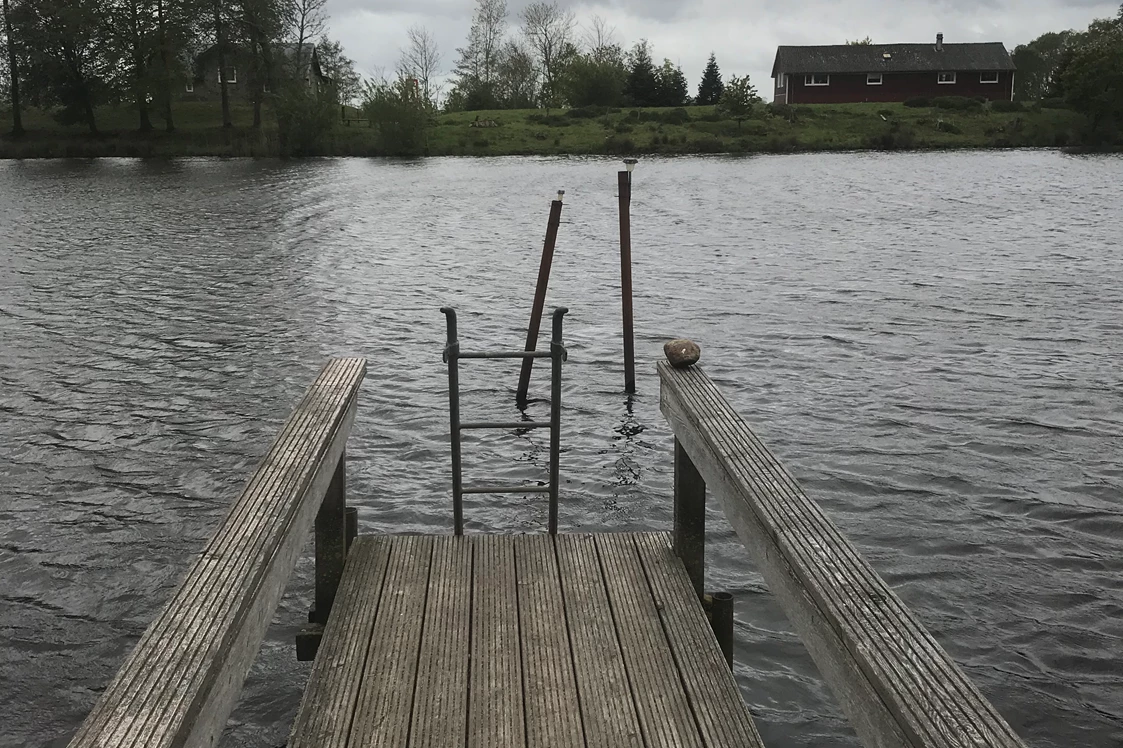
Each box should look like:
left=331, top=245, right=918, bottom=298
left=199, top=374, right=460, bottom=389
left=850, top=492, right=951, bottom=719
left=936, top=33, right=944, bottom=51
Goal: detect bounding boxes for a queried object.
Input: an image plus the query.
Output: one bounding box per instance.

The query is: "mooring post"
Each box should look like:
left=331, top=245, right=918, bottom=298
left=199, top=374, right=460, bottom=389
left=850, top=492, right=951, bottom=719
left=618, top=162, right=637, bottom=393
left=345, top=506, right=358, bottom=550
left=548, top=306, right=568, bottom=535
left=516, top=191, right=565, bottom=409
left=709, top=591, right=735, bottom=670
left=673, top=437, right=706, bottom=600
left=442, top=307, right=465, bottom=536
left=311, top=450, right=347, bottom=625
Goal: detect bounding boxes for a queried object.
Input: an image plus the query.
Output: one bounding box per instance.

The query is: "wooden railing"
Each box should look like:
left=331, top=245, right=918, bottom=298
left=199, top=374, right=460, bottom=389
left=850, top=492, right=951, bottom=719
left=67, top=358, right=367, bottom=748
left=660, top=360, right=1028, bottom=748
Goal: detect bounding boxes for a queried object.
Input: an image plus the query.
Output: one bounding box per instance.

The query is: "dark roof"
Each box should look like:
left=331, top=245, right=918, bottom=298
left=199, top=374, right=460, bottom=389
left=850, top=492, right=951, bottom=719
left=771, top=43, right=1015, bottom=76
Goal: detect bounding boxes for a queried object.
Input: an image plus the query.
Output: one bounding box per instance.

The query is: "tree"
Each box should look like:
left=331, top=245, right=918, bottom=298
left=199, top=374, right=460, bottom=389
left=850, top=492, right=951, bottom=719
left=624, top=39, right=657, bottom=106
left=236, top=0, right=285, bottom=130
left=696, top=52, right=722, bottom=105
left=2, top=0, right=23, bottom=135
left=450, top=0, right=506, bottom=108
left=317, top=37, right=360, bottom=105
left=285, top=0, right=325, bottom=72
left=398, top=24, right=441, bottom=109
left=212, top=0, right=232, bottom=127
left=582, top=14, right=617, bottom=62
left=361, top=74, right=429, bottom=155
left=654, top=58, right=687, bottom=106
left=562, top=50, right=624, bottom=107
left=1012, top=31, right=1074, bottom=100
left=495, top=39, right=537, bottom=108
left=846, top=36, right=873, bottom=45
left=98, top=0, right=160, bottom=132
left=718, top=73, right=759, bottom=128
left=1061, top=7, right=1123, bottom=142
left=21, top=0, right=109, bottom=134
left=520, top=1, right=575, bottom=108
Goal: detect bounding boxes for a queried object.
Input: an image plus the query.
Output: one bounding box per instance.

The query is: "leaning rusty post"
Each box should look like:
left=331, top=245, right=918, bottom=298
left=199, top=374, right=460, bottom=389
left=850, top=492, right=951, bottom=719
left=709, top=591, right=735, bottom=670
left=618, top=163, right=637, bottom=393
left=516, top=192, right=565, bottom=409
left=312, top=450, right=347, bottom=625
left=673, top=437, right=706, bottom=601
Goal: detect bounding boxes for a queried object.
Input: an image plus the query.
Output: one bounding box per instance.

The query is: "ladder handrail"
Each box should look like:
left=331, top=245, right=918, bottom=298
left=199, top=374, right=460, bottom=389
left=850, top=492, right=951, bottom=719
left=440, top=306, right=569, bottom=535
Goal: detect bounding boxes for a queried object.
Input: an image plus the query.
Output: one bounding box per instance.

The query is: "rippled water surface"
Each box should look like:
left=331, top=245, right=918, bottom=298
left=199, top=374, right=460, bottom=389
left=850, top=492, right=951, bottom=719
left=2, top=152, right=1122, bottom=748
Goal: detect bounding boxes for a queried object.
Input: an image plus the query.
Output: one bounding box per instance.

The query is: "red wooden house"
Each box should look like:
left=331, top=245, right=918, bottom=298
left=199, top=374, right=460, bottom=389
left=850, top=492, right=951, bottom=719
left=772, top=34, right=1015, bottom=104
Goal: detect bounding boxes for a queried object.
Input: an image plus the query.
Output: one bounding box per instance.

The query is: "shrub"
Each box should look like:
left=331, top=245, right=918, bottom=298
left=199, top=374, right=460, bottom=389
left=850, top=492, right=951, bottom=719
left=566, top=105, right=609, bottom=119
left=866, top=125, right=917, bottom=149
left=662, top=107, right=691, bottom=125
left=877, top=108, right=895, bottom=118
left=699, top=110, right=723, bottom=122
left=766, top=102, right=795, bottom=120
left=990, top=100, right=1024, bottom=113
left=932, top=96, right=982, bottom=111
left=694, top=136, right=725, bottom=153
left=614, top=122, right=634, bottom=134
left=604, top=135, right=636, bottom=153
left=1039, top=97, right=1069, bottom=110
left=903, top=97, right=931, bottom=108
left=936, top=120, right=963, bottom=134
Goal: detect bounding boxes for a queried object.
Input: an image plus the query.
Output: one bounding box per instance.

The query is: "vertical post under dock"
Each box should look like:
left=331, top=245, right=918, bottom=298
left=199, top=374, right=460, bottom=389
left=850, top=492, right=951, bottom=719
left=312, top=451, right=347, bottom=624
left=673, top=437, right=706, bottom=600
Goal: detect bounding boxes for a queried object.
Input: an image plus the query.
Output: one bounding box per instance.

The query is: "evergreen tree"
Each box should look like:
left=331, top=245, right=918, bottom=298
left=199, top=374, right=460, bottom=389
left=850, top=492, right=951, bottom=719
left=624, top=39, right=657, bottom=106
left=696, top=52, right=722, bottom=105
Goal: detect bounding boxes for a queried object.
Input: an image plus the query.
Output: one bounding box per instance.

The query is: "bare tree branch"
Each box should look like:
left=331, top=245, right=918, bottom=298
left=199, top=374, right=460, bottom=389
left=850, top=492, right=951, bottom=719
left=520, top=0, right=574, bottom=106
left=398, top=24, right=441, bottom=107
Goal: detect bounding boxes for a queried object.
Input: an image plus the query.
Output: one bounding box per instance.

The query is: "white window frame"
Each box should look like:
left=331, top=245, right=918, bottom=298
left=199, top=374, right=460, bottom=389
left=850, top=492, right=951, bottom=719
left=980, top=72, right=999, bottom=84
left=804, top=73, right=830, bottom=86
left=185, top=81, right=194, bottom=93
left=777, top=73, right=786, bottom=89
left=867, top=73, right=883, bottom=86
left=218, top=67, right=237, bottom=84
left=938, top=71, right=956, bottom=84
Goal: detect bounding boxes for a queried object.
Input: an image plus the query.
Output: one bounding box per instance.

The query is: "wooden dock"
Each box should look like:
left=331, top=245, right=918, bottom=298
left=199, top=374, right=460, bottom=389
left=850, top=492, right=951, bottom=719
left=64, top=356, right=1032, bottom=748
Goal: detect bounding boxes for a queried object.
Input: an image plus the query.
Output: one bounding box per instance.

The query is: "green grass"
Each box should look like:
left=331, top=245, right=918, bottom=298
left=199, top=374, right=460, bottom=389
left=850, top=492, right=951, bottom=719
left=0, top=100, right=1091, bottom=158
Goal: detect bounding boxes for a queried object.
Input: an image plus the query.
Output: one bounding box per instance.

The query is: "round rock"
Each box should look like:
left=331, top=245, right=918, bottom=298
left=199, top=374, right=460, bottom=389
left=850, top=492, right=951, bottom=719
left=664, top=339, right=701, bottom=368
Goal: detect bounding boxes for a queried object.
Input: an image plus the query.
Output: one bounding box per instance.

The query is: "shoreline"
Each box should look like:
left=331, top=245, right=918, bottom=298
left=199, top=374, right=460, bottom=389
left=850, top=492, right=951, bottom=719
left=1, top=102, right=1107, bottom=159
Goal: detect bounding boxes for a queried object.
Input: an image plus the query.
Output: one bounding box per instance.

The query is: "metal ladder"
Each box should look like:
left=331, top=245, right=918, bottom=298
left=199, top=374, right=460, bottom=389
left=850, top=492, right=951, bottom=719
left=441, top=306, right=568, bottom=535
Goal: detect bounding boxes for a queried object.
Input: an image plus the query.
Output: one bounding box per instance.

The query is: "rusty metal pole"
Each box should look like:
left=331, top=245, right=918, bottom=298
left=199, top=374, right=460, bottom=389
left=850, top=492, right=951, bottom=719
left=516, top=192, right=565, bottom=409
left=618, top=166, right=636, bottom=393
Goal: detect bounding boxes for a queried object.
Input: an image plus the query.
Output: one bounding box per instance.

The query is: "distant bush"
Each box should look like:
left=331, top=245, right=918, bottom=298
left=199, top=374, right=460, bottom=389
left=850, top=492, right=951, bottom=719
left=614, top=122, right=634, bottom=134
left=604, top=135, right=637, bottom=153
left=877, top=108, right=896, bottom=118
left=693, top=136, right=726, bottom=153
left=794, top=106, right=819, bottom=119
left=990, top=100, right=1024, bottom=113
left=566, top=105, right=609, bottom=119
left=662, top=107, right=691, bottom=125
left=933, top=96, right=983, bottom=111
left=936, top=120, right=963, bottom=134
left=698, top=110, right=723, bottom=122
left=866, top=125, right=917, bottom=149
left=766, top=102, right=795, bottom=120
left=625, top=109, right=640, bottom=121
left=903, top=97, right=931, bottom=108
left=1039, top=97, right=1070, bottom=110
left=527, top=113, right=569, bottom=126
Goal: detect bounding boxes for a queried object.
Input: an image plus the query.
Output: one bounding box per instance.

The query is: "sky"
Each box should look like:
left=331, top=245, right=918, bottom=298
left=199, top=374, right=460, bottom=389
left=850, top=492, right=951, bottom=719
left=323, top=0, right=1120, bottom=101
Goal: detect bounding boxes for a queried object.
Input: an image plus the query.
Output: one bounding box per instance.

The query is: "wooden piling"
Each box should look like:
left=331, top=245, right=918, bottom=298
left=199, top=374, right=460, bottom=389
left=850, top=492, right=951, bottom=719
left=516, top=195, right=565, bottom=409
left=618, top=170, right=636, bottom=394
left=709, top=592, right=734, bottom=670
left=673, top=437, right=706, bottom=600
left=312, top=450, right=347, bottom=624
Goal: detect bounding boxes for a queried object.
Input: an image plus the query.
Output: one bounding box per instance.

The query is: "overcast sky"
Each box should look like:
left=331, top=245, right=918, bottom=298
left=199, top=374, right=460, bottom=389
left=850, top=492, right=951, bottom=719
left=323, top=0, right=1119, bottom=100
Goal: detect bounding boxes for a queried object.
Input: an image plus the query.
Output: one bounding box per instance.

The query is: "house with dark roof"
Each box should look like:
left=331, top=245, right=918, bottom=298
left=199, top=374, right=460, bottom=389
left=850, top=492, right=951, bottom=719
left=771, top=34, right=1016, bottom=104
left=182, top=43, right=330, bottom=102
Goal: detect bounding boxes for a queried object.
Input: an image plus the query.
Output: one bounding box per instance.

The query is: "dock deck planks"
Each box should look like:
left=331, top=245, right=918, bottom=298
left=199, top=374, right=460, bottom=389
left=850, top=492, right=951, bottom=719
left=288, top=532, right=765, bottom=748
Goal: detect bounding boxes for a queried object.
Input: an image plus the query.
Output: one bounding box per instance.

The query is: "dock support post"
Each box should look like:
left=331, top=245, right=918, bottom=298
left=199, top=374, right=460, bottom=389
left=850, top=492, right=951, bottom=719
left=618, top=169, right=636, bottom=394
left=517, top=193, right=565, bottom=409
left=709, top=591, right=734, bottom=670
left=345, top=506, right=358, bottom=550
left=673, top=437, right=705, bottom=601
left=312, top=450, right=347, bottom=625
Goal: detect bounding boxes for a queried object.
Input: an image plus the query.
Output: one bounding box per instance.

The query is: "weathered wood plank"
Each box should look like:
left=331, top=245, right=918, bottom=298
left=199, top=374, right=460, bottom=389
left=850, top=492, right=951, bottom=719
left=595, top=533, right=704, bottom=748
left=634, top=532, right=767, bottom=748
left=555, top=534, right=644, bottom=748
left=659, top=360, right=1028, bottom=748
left=68, top=358, right=366, bottom=748
left=348, top=535, right=435, bottom=748
left=468, top=535, right=525, bottom=748
left=409, top=536, right=473, bottom=748
left=288, top=535, right=391, bottom=748
left=515, top=534, right=585, bottom=748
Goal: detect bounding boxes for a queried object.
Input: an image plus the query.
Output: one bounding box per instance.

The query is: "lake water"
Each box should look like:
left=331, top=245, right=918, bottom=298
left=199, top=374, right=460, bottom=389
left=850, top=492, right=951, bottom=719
left=1, top=151, right=1121, bottom=748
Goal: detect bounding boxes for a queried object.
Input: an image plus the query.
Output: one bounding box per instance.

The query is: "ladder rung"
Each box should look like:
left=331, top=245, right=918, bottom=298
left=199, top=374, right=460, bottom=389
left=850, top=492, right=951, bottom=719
left=460, top=421, right=551, bottom=430
left=458, top=350, right=552, bottom=359
left=462, top=484, right=552, bottom=495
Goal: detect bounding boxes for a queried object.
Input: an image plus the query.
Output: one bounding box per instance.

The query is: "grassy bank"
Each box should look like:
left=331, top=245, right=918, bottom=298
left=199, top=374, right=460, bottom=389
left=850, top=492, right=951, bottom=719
left=0, top=100, right=1091, bottom=159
